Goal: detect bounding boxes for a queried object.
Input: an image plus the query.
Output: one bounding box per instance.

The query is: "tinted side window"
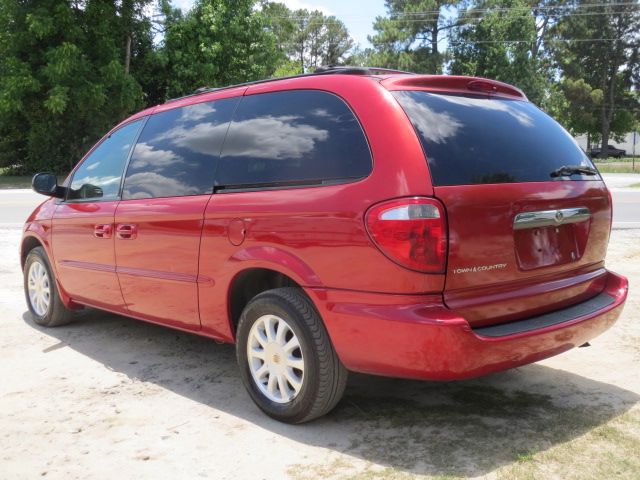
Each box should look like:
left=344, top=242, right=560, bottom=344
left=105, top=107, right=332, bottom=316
left=392, top=91, right=597, bottom=186
left=122, top=97, right=239, bottom=199
left=216, top=90, right=371, bottom=187
left=68, top=120, right=142, bottom=201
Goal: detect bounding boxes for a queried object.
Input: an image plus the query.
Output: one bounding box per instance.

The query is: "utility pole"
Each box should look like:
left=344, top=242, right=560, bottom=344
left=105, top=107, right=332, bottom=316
left=633, top=131, right=637, bottom=172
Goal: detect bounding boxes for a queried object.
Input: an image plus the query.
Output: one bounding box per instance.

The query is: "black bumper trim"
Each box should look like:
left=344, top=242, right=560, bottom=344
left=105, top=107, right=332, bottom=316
left=473, top=292, right=616, bottom=338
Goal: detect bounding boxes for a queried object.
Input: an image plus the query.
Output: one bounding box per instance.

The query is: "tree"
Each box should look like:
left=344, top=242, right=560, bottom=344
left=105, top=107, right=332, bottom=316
left=369, top=0, right=462, bottom=73
left=0, top=0, right=144, bottom=174
left=559, top=78, right=603, bottom=150
left=448, top=0, right=550, bottom=104
left=551, top=0, right=640, bottom=155
left=161, top=0, right=283, bottom=97
left=261, top=4, right=354, bottom=73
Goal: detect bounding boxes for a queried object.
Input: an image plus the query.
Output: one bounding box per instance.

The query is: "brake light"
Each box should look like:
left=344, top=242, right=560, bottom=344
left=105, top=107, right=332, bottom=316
left=365, top=197, right=447, bottom=273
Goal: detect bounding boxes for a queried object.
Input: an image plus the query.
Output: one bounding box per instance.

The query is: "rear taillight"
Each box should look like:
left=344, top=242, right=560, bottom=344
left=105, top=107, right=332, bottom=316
left=365, top=197, right=447, bottom=273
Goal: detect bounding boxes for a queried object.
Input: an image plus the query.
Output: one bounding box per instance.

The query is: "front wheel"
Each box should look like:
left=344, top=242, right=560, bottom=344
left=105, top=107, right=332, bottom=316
left=24, top=246, right=75, bottom=327
left=236, top=288, right=347, bottom=423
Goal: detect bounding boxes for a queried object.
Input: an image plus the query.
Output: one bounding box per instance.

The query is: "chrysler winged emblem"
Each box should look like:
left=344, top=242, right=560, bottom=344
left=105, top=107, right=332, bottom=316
left=555, top=210, right=564, bottom=223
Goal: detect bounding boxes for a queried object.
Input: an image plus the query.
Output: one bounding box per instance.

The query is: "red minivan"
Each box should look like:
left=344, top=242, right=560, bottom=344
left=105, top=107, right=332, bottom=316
left=22, top=67, right=628, bottom=423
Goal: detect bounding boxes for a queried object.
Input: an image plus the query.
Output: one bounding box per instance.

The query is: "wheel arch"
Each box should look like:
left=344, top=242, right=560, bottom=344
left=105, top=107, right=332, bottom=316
left=21, top=231, right=78, bottom=309
left=21, top=235, right=44, bottom=270
left=227, top=267, right=305, bottom=338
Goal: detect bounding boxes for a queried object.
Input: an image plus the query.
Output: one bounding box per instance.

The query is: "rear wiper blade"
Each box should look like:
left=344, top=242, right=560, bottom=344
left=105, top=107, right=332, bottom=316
left=550, top=165, right=598, bottom=178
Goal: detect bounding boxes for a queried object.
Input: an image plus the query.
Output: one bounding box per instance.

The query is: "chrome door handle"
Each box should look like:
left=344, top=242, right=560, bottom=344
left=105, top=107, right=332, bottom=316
left=513, top=207, right=590, bottom=230
left=93, top=224, right=112, bottom=239
left=116, top=224, right=138, bottom=240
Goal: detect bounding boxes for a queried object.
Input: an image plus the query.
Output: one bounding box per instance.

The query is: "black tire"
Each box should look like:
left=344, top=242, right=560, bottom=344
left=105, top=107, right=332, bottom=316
left=23, top=246, right=75, bottom=327
left=236, top=287, right=347, bottom=423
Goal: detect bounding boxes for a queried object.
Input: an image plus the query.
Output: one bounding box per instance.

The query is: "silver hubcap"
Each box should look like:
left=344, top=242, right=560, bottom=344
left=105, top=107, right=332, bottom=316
left=28, top=260, right=51, bottom=317
left=247, top=315, right=304, bottom=403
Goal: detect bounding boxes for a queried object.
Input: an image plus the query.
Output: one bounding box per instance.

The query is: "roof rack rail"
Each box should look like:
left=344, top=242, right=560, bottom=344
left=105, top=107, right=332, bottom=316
left=314, top=65, right=416, bottom=76
left=165, top=66, right=414, bottom=103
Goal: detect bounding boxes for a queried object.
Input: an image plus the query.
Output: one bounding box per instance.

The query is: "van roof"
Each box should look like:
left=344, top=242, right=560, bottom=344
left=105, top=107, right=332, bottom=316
left=121, top=66, right=527, bottom=128
left=165, top=66, right=527, bottom=105
left=164, top=66, right=415, bottom=103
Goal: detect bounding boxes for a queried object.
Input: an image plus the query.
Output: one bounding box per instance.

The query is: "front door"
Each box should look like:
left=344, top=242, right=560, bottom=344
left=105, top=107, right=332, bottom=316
left=52, top=119, right=143, bottom=310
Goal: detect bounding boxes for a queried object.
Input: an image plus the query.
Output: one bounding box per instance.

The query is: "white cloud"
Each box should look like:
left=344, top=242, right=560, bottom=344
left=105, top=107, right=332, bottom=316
left=396, top=93, right=462, bottom=144
left=153, top=121, right=228, bottom=156
left=123, top=171, right=201, bottom=199
left=436, top=94, right=534, bottom=128
left=130, top=142, right=183, bottom=169
left=223, top=115, right=329, bottom=160
left=180, top=102, right=217, bottom=122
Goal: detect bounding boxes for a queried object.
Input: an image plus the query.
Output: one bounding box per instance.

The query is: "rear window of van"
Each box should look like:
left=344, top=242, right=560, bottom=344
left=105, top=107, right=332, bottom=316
left=393, top=91, right=597, bottom=186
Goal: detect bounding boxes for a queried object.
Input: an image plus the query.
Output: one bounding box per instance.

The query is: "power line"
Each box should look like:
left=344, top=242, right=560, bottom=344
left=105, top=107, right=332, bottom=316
left=446, top=38, right=632, bottom=44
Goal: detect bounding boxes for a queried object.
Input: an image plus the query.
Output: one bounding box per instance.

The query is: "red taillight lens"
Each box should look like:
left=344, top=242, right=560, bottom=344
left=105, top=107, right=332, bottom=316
left=365, top=197, right=447, bottom=273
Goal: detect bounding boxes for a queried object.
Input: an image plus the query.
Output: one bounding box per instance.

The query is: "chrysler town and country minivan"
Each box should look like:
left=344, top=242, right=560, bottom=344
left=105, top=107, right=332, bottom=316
left=22, top=67, right=628, bottom=423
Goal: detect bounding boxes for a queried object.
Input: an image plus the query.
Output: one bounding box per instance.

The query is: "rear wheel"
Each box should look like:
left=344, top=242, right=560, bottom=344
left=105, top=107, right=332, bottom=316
left=236, top=287, right=347, bottom=423
left=24, top=246, right=74, bottom=327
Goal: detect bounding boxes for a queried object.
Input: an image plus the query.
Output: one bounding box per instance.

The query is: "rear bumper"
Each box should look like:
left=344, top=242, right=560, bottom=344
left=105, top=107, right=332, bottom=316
left=308, top=270, right=628, bottom=380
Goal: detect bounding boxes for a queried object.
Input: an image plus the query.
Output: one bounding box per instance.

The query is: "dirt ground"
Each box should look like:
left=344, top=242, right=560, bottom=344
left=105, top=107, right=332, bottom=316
left=1, top=225, right=638, bottom=480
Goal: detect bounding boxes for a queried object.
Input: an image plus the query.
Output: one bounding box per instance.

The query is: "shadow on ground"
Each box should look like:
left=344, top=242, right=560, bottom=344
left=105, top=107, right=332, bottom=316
left=23, top=309, right=638, bottom=478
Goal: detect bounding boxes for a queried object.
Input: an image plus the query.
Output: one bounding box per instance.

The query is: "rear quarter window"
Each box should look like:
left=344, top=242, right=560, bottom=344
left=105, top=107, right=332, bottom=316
left=216, top=90, right=372, bottom=188
left=392, top=91, right=597, bottom=186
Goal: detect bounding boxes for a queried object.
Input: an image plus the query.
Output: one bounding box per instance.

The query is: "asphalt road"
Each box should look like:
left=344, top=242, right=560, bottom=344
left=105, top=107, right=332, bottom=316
left=1, top=173, right=639, bottom=228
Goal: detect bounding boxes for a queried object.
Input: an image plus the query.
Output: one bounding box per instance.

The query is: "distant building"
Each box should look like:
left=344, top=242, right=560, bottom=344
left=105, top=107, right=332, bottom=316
left=575, top=131, right=639, bottom=155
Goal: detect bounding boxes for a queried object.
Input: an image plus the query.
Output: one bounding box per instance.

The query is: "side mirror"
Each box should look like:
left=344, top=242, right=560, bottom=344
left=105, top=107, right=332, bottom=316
left=32, top=173, right=65, bottom=198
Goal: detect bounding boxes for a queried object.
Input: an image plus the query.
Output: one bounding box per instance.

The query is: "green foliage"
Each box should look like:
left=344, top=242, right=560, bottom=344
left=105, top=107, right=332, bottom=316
left=262, top=3, right=353, bottom=73
left=370, top=1, right=462, bottom=74
left=550, top=0, right=640, bottom=153
left=0, top=0, right=149, bottom=174
left=160, top=0, right=283, bottom=97
left=1, top=0, right=638, bottom=176
left=449, top=0, right=548, bottom=104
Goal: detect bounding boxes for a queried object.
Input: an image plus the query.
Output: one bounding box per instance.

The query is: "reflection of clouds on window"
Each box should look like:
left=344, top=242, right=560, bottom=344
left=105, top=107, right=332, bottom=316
left=179, top=102, right=217, bottom=122
left=152, top=122, right=229, bottom=156
left=310, top=108, right=330, bottom=118
left=122, top=97, right=239, bottom=199
left=68, top=119, right=142, bottom=200
left=223, top=115, right=329, bottom=160
left=435, top=94, right=534, bottom=128
left=217, top=90, right=372, bottom=186
left=129, top=142, right=184, bottom=169
left=123, top=172, right=201, bottom=199
left=74, top=175, right=121, bottom=189
left=395, top=92, right=462, bottom=144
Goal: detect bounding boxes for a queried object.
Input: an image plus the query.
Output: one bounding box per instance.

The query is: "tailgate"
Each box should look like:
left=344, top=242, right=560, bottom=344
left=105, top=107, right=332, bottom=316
left=391, top=87, right=612, bottom=327
left=435, top=181, right=611, bottom=326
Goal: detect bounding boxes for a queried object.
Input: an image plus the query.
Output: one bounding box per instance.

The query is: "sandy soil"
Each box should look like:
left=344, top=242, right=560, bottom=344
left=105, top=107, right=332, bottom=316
left=1, top=225, right=638, bottom=480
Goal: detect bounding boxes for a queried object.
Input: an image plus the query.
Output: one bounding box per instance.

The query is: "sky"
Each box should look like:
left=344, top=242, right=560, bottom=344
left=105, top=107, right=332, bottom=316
left=171, top=0, right=388, bottom=48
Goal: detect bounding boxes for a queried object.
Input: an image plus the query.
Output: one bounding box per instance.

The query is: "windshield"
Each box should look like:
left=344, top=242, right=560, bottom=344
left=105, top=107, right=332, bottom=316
left=393, top=91, right=598, bottom=186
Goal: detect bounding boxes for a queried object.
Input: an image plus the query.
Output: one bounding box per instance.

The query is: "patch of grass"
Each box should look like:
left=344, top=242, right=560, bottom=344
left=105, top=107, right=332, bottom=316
left=496, top=408, right=640, bottom=480
left=288, top=382, right=639, bottom=480
left=592, top=157, right=638, bottom=163
left=594, top=163, right=639, bottom=173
